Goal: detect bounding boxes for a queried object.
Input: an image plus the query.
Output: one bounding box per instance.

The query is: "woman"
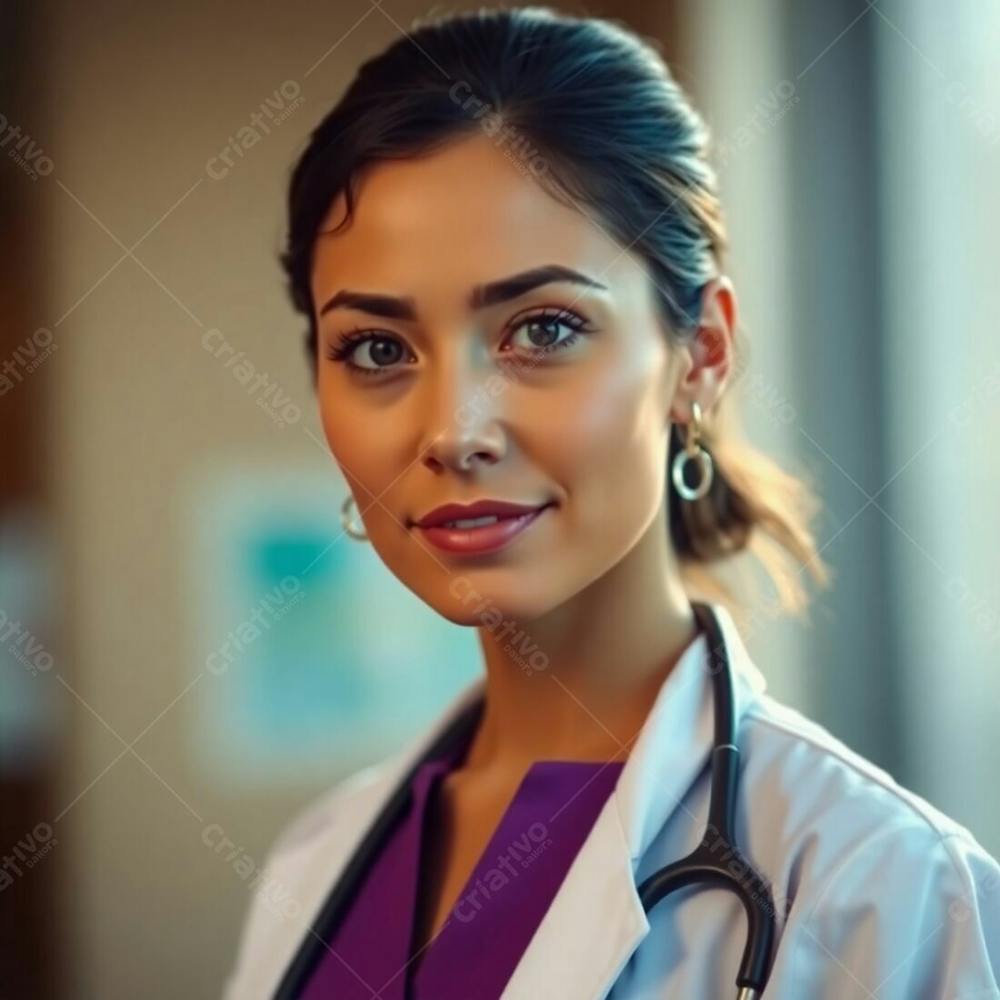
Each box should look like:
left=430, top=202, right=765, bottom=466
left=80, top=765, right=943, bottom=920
left=223, top=7, right=1000, bottom=998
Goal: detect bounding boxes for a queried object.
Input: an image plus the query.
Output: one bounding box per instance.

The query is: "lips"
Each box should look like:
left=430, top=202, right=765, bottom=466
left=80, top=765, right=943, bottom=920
left=412, top=499, right=553, bottom=530
left=412, top=501, right=555, bottom=556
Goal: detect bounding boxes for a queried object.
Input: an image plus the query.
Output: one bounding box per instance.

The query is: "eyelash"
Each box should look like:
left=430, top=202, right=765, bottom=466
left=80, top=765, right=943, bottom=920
left=324, top=307, right=592, bottom=378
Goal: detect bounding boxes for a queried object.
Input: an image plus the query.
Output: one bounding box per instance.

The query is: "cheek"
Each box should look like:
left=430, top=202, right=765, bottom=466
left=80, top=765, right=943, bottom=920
left=536, top=360, right=669, bottom=538
left=318, top=392, right=359, bottom=481
left=317, top=388, right=422, bottom=554
left=317, top=389, right=393, bottom=506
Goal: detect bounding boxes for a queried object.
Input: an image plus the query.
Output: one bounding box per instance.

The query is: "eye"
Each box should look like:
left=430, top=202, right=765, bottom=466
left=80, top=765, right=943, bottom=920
left=503, top=307, right=591, bottom=357
left=325, top=328, right=413, bottom=377
left=324, top=307, right=592, bottom=379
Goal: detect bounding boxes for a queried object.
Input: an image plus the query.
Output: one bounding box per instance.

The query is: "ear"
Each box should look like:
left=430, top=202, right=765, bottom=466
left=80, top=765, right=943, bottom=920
left=669, top=276, right=737, bottom=422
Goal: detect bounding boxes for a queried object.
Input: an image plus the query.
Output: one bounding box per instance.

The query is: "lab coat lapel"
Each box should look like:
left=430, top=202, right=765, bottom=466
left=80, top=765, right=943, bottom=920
left=500, top=601, right=767, bottom=1000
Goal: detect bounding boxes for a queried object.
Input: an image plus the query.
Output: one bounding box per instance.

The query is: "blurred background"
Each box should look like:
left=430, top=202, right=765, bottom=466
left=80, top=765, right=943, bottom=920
left=2, top=0, right=999, bottom=996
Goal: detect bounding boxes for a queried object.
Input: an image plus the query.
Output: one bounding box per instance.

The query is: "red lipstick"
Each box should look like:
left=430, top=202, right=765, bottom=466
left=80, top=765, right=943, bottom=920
left=411, top=499, right=555, bottom=555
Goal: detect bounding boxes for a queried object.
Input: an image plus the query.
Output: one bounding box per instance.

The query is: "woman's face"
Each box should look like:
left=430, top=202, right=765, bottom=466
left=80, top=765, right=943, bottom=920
left=310, top=134, right=689, bottom=625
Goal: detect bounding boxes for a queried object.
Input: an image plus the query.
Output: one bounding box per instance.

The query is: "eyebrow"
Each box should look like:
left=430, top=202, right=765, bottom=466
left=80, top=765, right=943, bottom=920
left=317, top=264, right=608, bottom=321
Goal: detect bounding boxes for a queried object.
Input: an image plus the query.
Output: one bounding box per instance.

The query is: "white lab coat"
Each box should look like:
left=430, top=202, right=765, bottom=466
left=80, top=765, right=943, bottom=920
left=222, top=601, right=1000, bottom=999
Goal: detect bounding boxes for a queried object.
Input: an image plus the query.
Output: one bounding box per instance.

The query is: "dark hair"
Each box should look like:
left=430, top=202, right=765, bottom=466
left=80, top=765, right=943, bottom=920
left=279, top=5, right=831, bottom=617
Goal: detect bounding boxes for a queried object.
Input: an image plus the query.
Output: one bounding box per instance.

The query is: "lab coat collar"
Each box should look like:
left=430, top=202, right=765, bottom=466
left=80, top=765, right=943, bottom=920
left=618, top=599, right=768, bottom=862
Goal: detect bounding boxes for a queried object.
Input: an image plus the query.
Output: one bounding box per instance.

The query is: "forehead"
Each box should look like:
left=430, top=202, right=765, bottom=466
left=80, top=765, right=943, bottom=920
left=309, top=134, right=636, bottom=305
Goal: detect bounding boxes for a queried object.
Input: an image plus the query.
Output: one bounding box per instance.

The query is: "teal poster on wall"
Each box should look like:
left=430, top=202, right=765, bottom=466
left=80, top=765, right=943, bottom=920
left=181, top=461, right=481, bottom=787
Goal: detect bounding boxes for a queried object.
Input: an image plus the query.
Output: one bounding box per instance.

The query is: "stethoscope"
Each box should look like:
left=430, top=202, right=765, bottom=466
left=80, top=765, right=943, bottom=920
left=272, top=600, right=775, bottom=999
left=635, top=599, right=775, bottom=999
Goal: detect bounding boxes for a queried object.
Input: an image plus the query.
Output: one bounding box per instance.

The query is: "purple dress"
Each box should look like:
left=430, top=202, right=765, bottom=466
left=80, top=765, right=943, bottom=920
left=300, top=724, right=625, bottom=1000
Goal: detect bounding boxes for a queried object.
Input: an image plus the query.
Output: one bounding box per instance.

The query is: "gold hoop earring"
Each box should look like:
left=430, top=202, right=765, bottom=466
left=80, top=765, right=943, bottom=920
left=340, top=494, right=369, bottom=541
left=671, top=400, right=714, bottom=502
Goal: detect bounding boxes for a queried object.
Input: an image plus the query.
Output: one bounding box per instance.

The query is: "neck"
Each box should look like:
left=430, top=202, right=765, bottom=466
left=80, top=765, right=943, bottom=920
left=460, top=512, right=698, bottom=784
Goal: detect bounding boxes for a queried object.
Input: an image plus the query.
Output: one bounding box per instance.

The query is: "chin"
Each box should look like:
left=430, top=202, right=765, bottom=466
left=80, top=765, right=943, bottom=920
left=444, top=574, right=558, bottom=627
left=386, top=549, right=565, bottom=625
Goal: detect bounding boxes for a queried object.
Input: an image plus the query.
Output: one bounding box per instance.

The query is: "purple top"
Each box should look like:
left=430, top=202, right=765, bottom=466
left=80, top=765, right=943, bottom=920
left=300, top=724, right=625, bottom=1000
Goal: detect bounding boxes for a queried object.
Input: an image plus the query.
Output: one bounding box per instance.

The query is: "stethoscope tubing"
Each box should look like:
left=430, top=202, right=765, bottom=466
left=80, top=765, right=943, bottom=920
left=635, top=601, right=776, bottom=997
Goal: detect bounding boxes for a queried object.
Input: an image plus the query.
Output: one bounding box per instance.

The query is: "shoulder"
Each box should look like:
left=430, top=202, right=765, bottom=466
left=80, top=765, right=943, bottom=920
left=741, top=692, right=981, bottom=845
left=738, top=694, right=1000, bottom=997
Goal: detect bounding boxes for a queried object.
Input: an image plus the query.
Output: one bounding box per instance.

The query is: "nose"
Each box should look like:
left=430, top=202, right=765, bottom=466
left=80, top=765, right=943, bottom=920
left=418, top=349, right=507, bottom=473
